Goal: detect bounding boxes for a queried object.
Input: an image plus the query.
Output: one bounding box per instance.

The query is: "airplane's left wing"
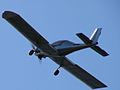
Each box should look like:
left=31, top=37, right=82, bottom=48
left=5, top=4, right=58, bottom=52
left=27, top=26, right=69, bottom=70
left=2, top=11, right=57, bottom=55
left=50, top=56, right=107, bottom=89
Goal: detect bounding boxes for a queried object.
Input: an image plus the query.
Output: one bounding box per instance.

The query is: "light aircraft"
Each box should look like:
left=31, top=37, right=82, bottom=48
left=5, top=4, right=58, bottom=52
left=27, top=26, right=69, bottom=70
left=2, top=11, right=109, bottom=89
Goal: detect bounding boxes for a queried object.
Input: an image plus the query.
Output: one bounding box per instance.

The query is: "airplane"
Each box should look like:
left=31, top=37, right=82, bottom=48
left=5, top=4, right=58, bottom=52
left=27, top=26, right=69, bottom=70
left=2, top=11, right=109, bottom=89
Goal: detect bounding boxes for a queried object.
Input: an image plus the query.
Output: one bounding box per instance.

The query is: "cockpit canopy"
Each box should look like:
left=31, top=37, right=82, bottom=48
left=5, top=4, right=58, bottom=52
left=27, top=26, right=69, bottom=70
left=51, top=40, right=80, bottom=49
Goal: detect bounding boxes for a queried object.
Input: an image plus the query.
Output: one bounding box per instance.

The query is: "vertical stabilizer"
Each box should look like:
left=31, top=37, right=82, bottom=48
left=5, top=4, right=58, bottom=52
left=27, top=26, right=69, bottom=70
left=90, top=28, right=102, bottom=44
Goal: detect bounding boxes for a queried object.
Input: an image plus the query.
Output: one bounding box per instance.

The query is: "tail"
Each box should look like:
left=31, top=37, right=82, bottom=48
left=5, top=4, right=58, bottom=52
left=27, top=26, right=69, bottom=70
left=90, top=28, right=102, bottom=44
left=76, top=28, right=109, bottom=56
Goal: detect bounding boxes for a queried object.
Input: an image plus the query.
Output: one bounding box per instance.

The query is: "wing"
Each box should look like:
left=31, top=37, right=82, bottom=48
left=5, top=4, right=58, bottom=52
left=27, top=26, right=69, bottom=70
left=50, top=56, right=107, bottom=89
left=2, top=11, right=57, bottom=55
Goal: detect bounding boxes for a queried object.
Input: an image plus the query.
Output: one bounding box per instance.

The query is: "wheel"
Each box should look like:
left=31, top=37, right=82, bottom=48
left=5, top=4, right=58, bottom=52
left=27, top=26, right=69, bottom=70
left=54, top=69, right=59, bottom=76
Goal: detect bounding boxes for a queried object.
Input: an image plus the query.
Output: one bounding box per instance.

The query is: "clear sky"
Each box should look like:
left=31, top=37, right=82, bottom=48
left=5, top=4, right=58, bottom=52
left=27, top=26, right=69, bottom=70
left=0, top=0, right=120, bottom=90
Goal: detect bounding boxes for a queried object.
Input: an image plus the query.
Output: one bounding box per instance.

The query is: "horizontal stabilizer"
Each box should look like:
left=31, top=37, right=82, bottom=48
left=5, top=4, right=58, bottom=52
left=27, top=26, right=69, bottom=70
left=91, top=46, right=109, bottom=56
left=76, top=33, right=92, bottom=44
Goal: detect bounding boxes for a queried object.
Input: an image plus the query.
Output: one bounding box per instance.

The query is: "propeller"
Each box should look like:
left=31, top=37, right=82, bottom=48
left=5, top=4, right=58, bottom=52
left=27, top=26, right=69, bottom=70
left=29, top=45, right=36, bottom=55
left=29, top=45, right=43, bottom=64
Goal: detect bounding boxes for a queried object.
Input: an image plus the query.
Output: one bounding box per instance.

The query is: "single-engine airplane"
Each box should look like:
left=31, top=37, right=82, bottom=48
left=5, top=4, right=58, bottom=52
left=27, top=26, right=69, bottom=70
left=2, top=11, right=109, bottom=89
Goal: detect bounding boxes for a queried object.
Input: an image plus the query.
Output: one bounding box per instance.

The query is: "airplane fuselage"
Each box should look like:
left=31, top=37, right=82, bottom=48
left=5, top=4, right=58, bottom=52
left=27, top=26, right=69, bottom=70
left=35, top=40, right=96, bottom=58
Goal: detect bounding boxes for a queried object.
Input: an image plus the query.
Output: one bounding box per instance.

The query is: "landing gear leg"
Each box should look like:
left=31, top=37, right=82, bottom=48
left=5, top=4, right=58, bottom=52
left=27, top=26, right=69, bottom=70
left=54, top=65, right=62, bottom=76
left=38, top=55, right=43, bottom=60
left=38, top=55, right=46, bottom=60
left=54, top=59, right=64, bottom=76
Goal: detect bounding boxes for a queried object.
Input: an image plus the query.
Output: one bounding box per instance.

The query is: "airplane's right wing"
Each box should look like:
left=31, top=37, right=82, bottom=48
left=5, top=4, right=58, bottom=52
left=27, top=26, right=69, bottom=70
left=50, top=56, right=107, bottom=89
left=2, top=11, right=57, bottom=55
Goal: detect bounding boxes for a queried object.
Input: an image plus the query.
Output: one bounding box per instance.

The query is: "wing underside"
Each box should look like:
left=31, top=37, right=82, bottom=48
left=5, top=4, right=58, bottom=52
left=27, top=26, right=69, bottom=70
left=50, top=56, right=107, bottom=89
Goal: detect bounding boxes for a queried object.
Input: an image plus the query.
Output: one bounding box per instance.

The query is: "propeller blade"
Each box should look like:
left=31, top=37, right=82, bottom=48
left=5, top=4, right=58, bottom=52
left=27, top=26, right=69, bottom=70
left=32, top=44, right=35, bottom=49
left=29, top=50, right=34, bottom=55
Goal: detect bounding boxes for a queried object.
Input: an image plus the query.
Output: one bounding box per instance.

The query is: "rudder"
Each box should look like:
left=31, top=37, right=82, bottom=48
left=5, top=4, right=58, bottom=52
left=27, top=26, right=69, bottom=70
left=90, top=28, right=102, bottom=44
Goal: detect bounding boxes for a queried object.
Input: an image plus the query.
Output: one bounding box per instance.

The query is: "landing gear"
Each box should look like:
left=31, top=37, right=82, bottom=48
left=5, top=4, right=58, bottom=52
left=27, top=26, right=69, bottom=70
left=54, top=65, right=62, bottom=76
left=38, top=55, right=46, bottom=60
left=54, top=69, right=59, bottom=76
left=38, top=55, right=43, bottom=60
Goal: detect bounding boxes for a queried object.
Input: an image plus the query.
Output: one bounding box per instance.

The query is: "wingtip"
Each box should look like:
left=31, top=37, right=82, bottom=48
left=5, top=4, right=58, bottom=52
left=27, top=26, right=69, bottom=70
left=92, top=85, right=107, bottom=89
left=76, top=33, right=83, bottom=36
left=103, top=53, right=109, bottom=57
left=2, top=11, right=18, bottom=19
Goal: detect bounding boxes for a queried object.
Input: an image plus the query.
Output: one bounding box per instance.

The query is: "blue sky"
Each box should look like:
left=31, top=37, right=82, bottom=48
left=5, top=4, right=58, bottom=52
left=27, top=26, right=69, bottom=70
left=0, top=0, right=120, bottom=90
